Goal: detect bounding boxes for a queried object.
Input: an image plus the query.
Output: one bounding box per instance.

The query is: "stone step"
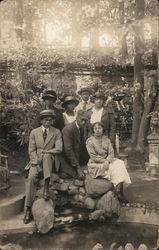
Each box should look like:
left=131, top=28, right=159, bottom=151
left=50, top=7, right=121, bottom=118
left=0, top=193, right=25, bottom=220
left=0, top=213, right=35, bottom=235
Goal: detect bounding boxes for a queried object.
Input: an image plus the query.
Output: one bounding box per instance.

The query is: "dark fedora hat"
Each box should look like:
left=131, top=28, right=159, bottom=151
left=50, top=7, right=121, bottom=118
left=42, top=89, right=57, bottom=101
left=39, top=109, right=56, bottom=119
left=62, top=95, right=79, bottom=108
left=93, top=91, right=106, bottom=100
left=78, top=87, right=92, bottom=95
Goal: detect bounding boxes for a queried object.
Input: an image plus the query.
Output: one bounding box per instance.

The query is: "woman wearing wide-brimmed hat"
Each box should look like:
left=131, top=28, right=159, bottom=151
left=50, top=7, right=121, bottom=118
left=88, top=91, right=116, bottom=148
left=62, top=95, right=79, bottom=126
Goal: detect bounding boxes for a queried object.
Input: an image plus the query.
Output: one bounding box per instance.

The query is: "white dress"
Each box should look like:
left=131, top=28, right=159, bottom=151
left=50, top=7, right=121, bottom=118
left=86, top=136, right=131, bottom=186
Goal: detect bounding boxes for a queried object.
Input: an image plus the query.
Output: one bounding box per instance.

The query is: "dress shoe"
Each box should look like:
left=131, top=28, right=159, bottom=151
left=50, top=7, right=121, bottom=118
left=23, top=209, right=32, bottom=224
left=43, top=188, right=50, bottom=201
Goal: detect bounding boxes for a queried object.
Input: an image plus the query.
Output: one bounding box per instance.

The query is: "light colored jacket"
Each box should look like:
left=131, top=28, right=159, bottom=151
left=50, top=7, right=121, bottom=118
left=29, top=126, right=62, bottom=170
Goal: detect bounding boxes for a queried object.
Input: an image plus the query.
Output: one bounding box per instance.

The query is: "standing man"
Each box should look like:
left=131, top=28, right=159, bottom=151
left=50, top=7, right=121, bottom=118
left=24, top=110, right=63, bottom=224
left=75, top=87, right=94, bottom=113
left=62, top=110, right=89, bottom=179
left=41, top=89, right=64, bottom=130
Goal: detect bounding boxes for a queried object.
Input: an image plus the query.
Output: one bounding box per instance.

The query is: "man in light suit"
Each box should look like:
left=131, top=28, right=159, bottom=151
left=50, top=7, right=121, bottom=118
left=24, top=110, right=63, bottom=224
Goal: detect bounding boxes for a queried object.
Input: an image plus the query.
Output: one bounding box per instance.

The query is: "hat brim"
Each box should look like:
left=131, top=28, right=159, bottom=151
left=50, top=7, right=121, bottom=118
left=93, top=95, right=106, bottom=101
left=78, top=89, right=92, bottom=95
left=62, top=99, right=79, bottom=108
left=40, top=113, right=56, bottom=119
left=42, top=94, right=57, bottom=101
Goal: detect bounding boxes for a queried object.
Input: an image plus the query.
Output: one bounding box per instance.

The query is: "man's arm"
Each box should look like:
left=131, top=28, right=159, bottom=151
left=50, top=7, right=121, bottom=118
left=28, top=130, right=38, bottom=164
left=44, top=130, right=63, bottom=154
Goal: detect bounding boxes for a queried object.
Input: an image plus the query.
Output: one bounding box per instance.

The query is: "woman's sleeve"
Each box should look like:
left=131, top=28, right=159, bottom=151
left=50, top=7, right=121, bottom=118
left=86, top=138, right=105, bottom=163
left=106, top=138, right=114, bottom=163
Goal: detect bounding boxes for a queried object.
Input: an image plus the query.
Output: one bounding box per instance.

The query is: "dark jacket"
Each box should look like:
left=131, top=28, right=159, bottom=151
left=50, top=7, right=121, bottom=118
left=62, top=122, right=81, bottom=168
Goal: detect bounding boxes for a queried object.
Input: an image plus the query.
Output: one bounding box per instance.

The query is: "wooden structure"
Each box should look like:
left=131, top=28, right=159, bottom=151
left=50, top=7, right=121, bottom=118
left=0, top=153, right=10, bottom=192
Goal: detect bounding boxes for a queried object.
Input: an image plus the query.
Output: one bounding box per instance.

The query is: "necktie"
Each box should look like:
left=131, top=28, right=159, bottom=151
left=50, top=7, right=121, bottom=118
left=83, top=101, right=87, bottom=111
left=43, top=129, right=47, bottom=142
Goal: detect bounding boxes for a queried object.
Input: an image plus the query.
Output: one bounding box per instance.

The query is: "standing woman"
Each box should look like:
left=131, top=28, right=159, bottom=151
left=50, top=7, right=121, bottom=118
left=62, top=95, right=79, bottom=126
left=89, top=91, right=116, bottom=149
left=86, top=122, right=131, bottom=203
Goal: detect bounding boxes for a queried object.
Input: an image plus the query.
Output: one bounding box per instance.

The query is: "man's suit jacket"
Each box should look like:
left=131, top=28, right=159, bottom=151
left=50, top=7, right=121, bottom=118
left=62, top=122, right=82, bottom=168
left=29, top=126, right=62, bottom=170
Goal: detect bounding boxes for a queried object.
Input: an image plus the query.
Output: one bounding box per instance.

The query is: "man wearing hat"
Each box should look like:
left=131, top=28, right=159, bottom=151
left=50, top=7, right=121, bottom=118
left=24, top=109, right=63, bottom=224
left=41, top=89, right=64, bottom=130
left=62, top=95, right=79, bottom=126
left=75, top=87, right=94, bottom=114
left=62, top=110, right=90, bottom=179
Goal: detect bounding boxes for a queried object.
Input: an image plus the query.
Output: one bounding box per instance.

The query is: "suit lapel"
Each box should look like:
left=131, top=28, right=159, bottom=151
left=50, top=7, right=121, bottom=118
left=44, top=127, right=54, bottom=147
left=72, top=122, right=80, bottom=143
left=38, top=127, right=45, bottom=146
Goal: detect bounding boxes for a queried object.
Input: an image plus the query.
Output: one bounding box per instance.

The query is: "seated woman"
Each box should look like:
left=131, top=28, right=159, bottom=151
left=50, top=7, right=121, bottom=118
left=88, top=91, right=116, bottom=149
left=62, top=95, right=79, bottom=126
left=86, top=122, right=131, bottom=203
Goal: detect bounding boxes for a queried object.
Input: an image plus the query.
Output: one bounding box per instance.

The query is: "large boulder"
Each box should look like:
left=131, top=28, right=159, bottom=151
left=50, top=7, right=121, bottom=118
left=85, top=174, right=112, bottom=198
left=84, top=197, right=96, bottom=210
left=96, top=191, right=120, bottom=216
left=32, top=198, right=54, bottom=234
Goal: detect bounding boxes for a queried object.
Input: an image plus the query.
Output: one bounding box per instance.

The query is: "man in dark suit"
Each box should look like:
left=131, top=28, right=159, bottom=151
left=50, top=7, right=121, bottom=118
left=62, top=110, right=89, bottom=179
left=24, top=110, right=63, bottom=224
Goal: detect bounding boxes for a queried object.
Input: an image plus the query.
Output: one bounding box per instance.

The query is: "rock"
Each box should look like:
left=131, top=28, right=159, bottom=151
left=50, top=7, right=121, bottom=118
left=79, top=187, right=86, bottom=195
left=117, top=247, right=124, bottom=250
left=53, top=182, right=69, bottom=191
left=110, top=242, right=117, bottom=250
left=125, top=243, right=134, bottom=250
left=74, top=179, right=84, bottom=187
left=0, top=243, right=22, bottom=250
left=138, top=244, right=148, bottom=250
left=36, top=188, right=57, bottom=203
left=59, top=178, right=64, bottom=184
left=68, top=184, right=79, bottom=194
left=89, top=210, right=105, bottom=221
left=92, top=243, right=104, bottom=250
left=50, top=173, right=60, bottom=183
left=84, top=197, right=96, bottom=210
left=96, top=191, right=120, bottom=216
left=85, top=174, right=112, bottom=198
left=32, top=198, right=54, bottom=234
left=74, top=194, right=85, bottom=203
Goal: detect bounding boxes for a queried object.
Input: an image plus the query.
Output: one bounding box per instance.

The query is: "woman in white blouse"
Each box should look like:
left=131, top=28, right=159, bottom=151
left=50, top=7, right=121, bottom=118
left=62, top=95, right=79, bottom=126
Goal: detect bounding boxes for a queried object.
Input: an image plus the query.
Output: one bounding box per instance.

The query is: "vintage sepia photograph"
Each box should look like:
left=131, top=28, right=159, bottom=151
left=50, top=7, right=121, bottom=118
left=0, top=0, right=159, bottom=249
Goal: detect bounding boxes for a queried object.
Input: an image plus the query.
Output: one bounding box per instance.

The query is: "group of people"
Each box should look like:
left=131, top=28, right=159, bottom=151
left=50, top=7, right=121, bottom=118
left=23, top=87, right=131, bottom=224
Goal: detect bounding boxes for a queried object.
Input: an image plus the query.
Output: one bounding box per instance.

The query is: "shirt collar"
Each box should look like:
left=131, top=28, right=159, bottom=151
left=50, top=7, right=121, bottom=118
left=81, top=99, right=90, bottom=104
left=41, top=126, right=49, bottom=133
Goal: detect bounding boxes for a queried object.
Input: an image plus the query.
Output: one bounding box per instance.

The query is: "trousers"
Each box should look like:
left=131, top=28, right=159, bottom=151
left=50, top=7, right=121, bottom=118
left=24, top=154, right=54, bottom=210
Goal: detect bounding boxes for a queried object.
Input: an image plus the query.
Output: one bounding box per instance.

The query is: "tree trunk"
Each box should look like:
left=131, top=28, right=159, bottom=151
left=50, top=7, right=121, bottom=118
left=136, top=76, right=158, bottom=152
left=119, top=1, right=128, bottom=61
left=130, top=0, right=145, bottom=150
